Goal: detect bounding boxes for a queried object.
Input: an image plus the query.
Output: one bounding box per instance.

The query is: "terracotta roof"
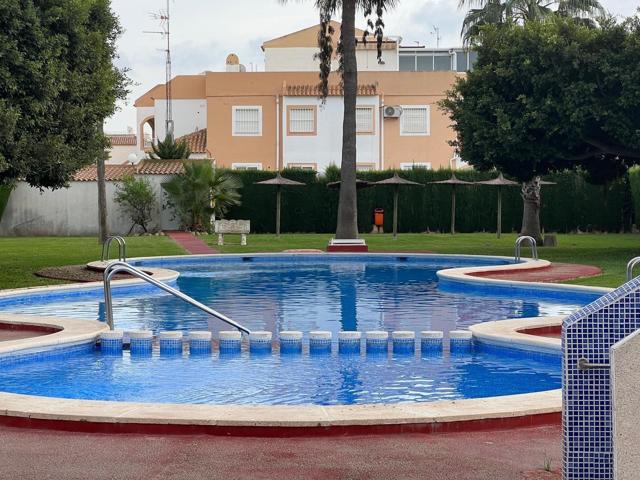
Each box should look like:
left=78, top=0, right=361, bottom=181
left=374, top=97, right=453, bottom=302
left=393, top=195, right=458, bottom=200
left=176, top=128, right=207, bottom=154
left=108, top=134, right=137, bottom=146
left=137, top=159, right=186, bottom=175
left=73, top=164, right=137, bottom=182
left=284, top=84, right=377, bottom=96
left=72, top=159, right=215, bottom=181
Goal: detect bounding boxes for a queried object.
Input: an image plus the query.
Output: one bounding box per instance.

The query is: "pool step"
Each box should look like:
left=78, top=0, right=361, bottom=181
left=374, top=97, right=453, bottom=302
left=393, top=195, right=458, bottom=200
left=99, top=329, right=472, bottom=356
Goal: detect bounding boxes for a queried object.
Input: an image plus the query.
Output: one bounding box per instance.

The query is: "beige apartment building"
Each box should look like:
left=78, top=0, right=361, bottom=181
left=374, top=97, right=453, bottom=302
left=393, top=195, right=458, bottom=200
left=134, top=22, right=474, bottom=172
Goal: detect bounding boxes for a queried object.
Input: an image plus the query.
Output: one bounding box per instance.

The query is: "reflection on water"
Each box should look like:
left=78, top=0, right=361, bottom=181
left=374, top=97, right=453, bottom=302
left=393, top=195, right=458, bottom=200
left=1, top=260, right=596, bottom=335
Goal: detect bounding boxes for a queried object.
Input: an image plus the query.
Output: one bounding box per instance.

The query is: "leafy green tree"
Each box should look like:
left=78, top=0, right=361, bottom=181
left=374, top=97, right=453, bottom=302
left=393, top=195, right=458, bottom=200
left=114, top=175, right=157, bottom=234
left=163, top=161, right=242, bottom=232
left=0, top=0, right=129, bottom=189
left=280, top=1, right=396, bottom=239
left=149, top=135, right=192, bottom=160
left=459, top=0, right=604, bottom=44
left=440, top=17, right=640, bottom=241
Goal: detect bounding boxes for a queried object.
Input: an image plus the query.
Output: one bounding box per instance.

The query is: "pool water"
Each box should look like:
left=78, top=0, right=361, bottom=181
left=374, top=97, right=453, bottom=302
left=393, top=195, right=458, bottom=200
left=0, top=256, right=598, bottom=336
left=0, top=346, right=561, bottom=405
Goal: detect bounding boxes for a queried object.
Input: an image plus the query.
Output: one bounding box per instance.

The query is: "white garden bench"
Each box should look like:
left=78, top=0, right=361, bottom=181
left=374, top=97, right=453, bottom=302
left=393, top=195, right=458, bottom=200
left=214, top=219, right=250, bottom=246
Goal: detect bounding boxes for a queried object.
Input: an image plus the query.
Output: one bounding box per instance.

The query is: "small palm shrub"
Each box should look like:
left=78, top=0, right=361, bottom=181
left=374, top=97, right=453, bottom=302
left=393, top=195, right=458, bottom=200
left=162, top=160, right=241, bottom=232
left=149, top=135, right=191, bottom=160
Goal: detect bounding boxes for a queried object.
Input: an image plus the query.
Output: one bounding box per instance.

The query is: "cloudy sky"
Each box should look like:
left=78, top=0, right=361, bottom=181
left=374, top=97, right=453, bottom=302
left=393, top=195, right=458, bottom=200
left=106, top=0, right=638, bottom=132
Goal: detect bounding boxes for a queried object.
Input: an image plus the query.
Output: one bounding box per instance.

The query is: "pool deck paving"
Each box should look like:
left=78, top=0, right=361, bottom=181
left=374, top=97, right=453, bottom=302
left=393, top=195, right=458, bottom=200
left=468, top=262, right=602, bottom=283
left=165, top=230, right=218, bottom=254
left=0, top=424, right=561, bottom=479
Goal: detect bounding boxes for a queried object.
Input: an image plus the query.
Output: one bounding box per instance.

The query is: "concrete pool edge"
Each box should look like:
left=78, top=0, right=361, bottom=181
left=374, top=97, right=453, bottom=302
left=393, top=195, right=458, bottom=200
left=0, top=253, right=603, bottom=435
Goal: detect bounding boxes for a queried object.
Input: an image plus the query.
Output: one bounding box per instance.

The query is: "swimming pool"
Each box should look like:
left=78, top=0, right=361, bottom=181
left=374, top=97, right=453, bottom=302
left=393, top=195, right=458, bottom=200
left=0, top=254, right=602, bottom=407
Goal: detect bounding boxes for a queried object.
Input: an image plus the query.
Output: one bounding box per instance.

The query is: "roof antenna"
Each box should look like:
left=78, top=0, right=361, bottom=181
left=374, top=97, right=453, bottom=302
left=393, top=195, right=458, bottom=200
left=144, top=0, right=174, bottom=139
left=431, top=25, right=442, bottom=48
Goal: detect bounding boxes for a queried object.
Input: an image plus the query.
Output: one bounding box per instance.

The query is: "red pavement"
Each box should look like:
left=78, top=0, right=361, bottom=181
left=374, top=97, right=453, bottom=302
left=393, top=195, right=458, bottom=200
left=165, top=230, right=217, bottom=255
left=0, top=424, right=561, bottom=480
left=469, top=262, right=601, bottom=283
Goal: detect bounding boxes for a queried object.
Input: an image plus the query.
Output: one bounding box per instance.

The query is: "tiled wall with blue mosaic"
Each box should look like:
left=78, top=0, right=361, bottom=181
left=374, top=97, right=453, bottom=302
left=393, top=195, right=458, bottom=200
left=563, top=276, right=640, bottom=480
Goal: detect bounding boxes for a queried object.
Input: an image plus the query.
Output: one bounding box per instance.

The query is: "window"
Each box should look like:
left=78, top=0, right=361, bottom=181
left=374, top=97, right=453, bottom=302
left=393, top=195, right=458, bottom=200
left=288, top=106, right=316, bottom=135
left=356, top=106, right=375, bottom=134
left=434, top=55, right=452, bottom=71
left=399, top=55, right=415, bottom=72
left=232, top=106, right=262, bottom=136
left=400, top=162, right=432, bottom=170
left=416, top=55, right=434, bottom=71
left=286, top=163, right=317, bottom=171
left=232, top=163, right=262, bottom=170
left=356, top=163, right=376, bottom=171
left=400, top=106, right=430, bottom=136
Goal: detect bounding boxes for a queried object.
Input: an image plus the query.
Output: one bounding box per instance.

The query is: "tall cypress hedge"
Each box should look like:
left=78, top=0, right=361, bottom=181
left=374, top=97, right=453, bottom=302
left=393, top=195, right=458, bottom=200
left=223, top=168, right=633, bottom=234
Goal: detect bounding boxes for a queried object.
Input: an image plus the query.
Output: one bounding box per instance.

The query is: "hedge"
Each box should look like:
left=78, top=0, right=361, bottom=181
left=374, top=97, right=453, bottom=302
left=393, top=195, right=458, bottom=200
left=223, top=168, right=634, bottom=234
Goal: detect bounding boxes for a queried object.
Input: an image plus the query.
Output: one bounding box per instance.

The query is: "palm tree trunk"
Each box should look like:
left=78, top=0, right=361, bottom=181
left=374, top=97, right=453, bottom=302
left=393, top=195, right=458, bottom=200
left=335, top=0, right=359, bottom=239
left=521, top=177, right=543, bottom=243
left=97, top=123, right=109, bottom=243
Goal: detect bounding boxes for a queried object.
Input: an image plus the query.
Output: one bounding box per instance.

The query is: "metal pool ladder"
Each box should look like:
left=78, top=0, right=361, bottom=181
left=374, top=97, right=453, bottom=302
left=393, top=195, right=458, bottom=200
left=101, top=236, right=126, bottom=262
left=514, top=236, right=538, bottom=263
left=626, top=256, right=640, bottom=282
left=102, top=260, right=251, bottom=335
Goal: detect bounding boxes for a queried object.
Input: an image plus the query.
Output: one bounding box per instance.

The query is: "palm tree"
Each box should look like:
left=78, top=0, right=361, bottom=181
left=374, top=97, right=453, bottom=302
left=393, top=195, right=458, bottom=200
left=280, top=0, right=396, bottom=239
left=459, top=0, right=604, bottom=44
left=162, top=161, right=241, bottom=232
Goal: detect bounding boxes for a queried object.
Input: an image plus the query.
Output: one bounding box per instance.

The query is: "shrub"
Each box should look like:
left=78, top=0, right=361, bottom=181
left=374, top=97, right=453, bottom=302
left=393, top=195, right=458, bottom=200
left=114, top=175, right=157, bottom=233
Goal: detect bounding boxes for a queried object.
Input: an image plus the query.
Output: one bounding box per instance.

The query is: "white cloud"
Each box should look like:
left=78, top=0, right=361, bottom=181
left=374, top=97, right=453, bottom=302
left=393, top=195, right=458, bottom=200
left=105, top=0, right=637, bottom=132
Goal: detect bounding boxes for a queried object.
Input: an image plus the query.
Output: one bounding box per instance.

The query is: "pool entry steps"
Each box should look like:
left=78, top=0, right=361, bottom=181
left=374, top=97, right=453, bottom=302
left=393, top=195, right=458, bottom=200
left=98, top=329, right=469, bottom=356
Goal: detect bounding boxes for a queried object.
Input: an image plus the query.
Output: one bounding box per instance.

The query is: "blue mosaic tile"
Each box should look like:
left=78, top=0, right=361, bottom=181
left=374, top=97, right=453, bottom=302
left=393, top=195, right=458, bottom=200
left=563, top=275, right=640, bottom=480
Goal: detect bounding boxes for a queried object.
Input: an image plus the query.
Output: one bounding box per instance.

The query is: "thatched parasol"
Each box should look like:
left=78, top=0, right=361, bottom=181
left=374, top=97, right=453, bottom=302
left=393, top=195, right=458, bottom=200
left=429, top=173, right=474, bottom=234
left=326, top=179, right=374, bottom=190
left=373, top=173, right=423, bottom=239
left=255, top=173, right=305, bottom=237
left=476, top=173, right=519, bottom=239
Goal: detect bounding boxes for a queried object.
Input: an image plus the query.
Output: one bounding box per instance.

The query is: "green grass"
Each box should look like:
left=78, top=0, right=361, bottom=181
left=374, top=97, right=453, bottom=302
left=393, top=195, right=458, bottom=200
left=0, top=236, right=184, bottom=289
left=0, top=233, right=637, bottom=290
left=208, top=233, right=640, bottom=288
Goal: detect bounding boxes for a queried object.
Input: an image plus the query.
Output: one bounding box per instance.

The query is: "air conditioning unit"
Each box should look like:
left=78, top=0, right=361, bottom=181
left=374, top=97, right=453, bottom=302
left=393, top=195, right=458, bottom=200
left=383, top=105, right=403, bottom=118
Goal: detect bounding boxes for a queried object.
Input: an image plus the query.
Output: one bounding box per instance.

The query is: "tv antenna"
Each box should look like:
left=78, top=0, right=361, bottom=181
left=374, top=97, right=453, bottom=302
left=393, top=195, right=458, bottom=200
left=144, top=0, right=173, bottom=139
left=431, top=25, right=442, bottom=48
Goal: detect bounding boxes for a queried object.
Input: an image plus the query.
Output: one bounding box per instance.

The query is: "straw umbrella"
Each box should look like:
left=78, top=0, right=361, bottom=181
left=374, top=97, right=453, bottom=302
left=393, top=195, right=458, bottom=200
left=326, top=179, right=374, bottom=190
left=476, top=173, right=519, bottom=239
left=373, top=173, right=423, bottom=239
left=429, top=173, right=473, bottom=234
left=255, top=173, right=305, bottom=237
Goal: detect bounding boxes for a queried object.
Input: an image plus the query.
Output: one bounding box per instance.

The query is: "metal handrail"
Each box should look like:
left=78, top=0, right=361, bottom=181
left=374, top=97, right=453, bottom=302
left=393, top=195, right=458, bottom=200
left=514, top=236, right=538, bottom=263
left=102, top=261, right=251, bottom=335
left=626, top=257, right=640, bottom=282
left=101, top=236, right=126, bottom=262
left=578, top=357, right=610, bottom=371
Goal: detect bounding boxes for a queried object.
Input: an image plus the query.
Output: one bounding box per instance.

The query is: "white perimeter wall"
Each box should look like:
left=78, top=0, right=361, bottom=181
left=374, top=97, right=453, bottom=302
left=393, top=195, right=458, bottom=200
left=0, top=176, right=180, bottom=236
left=282, top=95, right=380, bottom=173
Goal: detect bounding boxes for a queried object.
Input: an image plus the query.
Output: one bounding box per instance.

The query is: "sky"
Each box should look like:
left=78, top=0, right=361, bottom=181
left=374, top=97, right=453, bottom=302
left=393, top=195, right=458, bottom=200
left=105, top=0, right=638, bottom=133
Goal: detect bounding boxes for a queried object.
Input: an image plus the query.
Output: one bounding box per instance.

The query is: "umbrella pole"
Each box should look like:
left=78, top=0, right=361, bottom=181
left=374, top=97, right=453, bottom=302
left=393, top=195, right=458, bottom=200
left=276, top=186, right=281, bottom=237
left=497, top=187, right=502, bottom=239
left=451, top=185, right=456, bottom=235
left=393, top=186, right=399, bottom=240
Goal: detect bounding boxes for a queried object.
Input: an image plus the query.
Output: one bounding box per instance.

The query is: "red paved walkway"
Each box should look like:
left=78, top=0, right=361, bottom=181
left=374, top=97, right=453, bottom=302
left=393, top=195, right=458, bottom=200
left=165, top=231, right=217, bottom=255
left=469, top=262, right=601, bottom=283
left=0, top=424, right=561, bottom=479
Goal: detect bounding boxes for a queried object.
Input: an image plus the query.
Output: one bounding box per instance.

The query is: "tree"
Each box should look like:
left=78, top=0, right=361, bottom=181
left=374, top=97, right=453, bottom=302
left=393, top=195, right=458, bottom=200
left=162, top=161, right=242, bottom=232
left=0, top=0, right=129, bottom=189
left=114, top=175, right=157, bottom=234
left=440, top=17, right=640, bottom=241
left=459, top=0, right=604, bottom=44
left=149, top=135, right=192, bottom=160
left=281, top=0, right=396, bottom=239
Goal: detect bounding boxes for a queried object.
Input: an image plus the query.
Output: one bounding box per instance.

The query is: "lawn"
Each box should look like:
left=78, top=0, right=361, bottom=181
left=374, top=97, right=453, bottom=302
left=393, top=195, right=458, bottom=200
left=0, top=236, right=184, bottom=289
left=0, top=233, right=637, bottom=290
left=207, top=233, right=640, bottom=288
